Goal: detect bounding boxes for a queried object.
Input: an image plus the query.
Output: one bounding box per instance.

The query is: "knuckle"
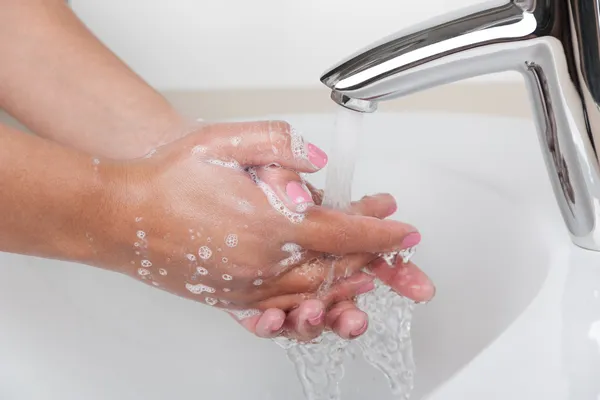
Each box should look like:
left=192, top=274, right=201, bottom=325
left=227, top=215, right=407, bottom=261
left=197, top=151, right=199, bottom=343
left=267, top=120, right=300, bottom=159
left=332, top=228, right=351, bottom=255
left=270, top=120, right=293, bottom=135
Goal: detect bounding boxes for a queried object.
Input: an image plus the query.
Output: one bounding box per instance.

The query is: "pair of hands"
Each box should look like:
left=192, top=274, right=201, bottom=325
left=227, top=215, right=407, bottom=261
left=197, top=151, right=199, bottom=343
left=89, top=120, right=435, bottom=342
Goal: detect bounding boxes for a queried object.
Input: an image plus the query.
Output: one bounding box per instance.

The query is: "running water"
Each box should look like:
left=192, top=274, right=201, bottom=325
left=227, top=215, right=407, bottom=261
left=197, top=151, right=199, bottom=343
left=274, top=107, right=418, bottom=399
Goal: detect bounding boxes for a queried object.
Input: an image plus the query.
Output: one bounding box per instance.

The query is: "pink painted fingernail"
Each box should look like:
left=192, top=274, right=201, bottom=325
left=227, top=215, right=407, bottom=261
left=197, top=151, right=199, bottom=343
left=286, top=181, right=313, bottom=205
left=401, top=232, right=421, bottom=249
left=307, top=143, right=328, bottom=169
left=308, top=310, right=324, bottom=326
left=356, top=281, right=375, bottom=295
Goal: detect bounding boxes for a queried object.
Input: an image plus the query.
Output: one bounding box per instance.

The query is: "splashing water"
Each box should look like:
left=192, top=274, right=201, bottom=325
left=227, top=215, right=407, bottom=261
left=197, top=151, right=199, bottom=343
left=274, top=107, right=418, bottom=399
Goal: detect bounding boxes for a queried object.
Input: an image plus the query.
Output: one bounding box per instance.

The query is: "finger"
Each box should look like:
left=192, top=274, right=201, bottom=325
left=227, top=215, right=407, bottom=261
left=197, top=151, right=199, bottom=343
left=323, top=272, right=376, bottom=304
left=281, top=299, right=326, bottom=342
left=294, top=207, right=421, bottom=255
left=255, top=166, right=315, bottom=212
left=263, top=192, right=405, bottom=281
left=270, top=192, right=397, bottom=280
left=264, top=254, right=376, bottom=298
left=256, top=272, right=374, bottom=311
left=201, top=121, right=328, bottom=172
left=329, top=253, right=378, bottom=279
left=325, top=300, right=369, bottom=340
left=347, top=193, right=397, bottom=219
left=368, top=258, right=436, bottom=303
left=254, top=308, right=287, bottom=338
left=304, top=186, right=397, bottom=219
left=229, top=308, right=286, bottom=338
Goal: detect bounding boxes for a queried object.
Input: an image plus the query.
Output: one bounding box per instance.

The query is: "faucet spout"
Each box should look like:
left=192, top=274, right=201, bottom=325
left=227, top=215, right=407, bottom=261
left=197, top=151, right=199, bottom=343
left=320, top=0, right=600, bottom=251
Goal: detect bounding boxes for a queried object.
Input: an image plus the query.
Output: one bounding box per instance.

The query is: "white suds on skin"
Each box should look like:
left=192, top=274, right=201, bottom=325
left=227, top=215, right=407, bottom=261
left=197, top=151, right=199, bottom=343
left=290, top=127, right=309, bottom=161
left=225, top=234, right=239, bottom=248
left=247, top=168, right=305, bottom=224
left=205, top=297, right=218, bottom=306
left=228, top=309, right=261, bottom=320
left=198, top=246, right=212, bottom=260
left=206, top=159, right=243, bottom=171
left=191, top=145, right=207, bottom=155
left=279, top=243, right=303, bottom=268
left=143, top=149, right=157, bottom=159
left=380, top=247, right=417, bottom=267
left=185, top=283, right=216, bottom=295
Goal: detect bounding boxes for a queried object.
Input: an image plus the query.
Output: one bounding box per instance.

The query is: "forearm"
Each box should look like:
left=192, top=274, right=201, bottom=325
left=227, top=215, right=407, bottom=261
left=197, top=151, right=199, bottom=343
left=0, top=122, right=109, bottom=262
left=0, top=0, right=186, bottom=159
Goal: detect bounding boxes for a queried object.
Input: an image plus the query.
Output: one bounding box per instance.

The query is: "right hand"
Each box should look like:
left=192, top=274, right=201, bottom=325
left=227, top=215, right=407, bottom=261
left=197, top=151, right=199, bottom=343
left=87, top=121, right=420, bottom=337
left=250, top=180, right=434, bottom=342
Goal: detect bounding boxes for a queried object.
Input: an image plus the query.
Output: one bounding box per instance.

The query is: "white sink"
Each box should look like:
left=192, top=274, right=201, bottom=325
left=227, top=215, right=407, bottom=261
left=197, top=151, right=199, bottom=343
left=1, top=112, right=599, bottom=400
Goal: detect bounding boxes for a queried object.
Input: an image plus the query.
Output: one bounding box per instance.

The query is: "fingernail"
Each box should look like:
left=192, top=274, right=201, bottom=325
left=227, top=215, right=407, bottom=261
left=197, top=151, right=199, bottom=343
left=346, top=273, right=374, bottom=285
left=264, top=162, right=282, bottom=170
left=420, top=282, right=436, bottom=302
left=286, top=181, right=313, bottom=205
left=387, top=202, right=398, bottom=216
left=308, top=310, right=324, bottom=326
left=307, top=143, right=328, bottom=169
left=401, top=232, right=421, bottom=249
left=356, top=281, right=375, bottom=295
left=350, top=321, right=368, bottom=338
left=271, top=319, right=285, bottom=332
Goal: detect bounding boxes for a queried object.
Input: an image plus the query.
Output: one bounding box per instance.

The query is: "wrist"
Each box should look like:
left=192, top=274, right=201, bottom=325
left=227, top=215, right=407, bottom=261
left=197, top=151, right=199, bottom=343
left=75, top=160, right=149, bottom=273
left=45, top=157, right=114, bottom=265
left=105, top=110, right=192, bottom=159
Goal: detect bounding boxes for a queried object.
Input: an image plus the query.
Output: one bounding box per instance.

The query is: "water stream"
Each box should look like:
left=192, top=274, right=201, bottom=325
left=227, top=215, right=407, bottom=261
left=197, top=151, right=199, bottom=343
left=274, top=108, right=418, bottom=399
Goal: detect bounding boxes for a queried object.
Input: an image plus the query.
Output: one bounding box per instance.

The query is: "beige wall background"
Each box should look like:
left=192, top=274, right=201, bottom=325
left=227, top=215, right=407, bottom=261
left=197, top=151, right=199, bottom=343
left=0, top=82, right=532, bottom=132
left=2, top=1, right=535, bottom=126
left=0, top=82, right=532, bottom=133
left=162, top=83, right=532, bottom=121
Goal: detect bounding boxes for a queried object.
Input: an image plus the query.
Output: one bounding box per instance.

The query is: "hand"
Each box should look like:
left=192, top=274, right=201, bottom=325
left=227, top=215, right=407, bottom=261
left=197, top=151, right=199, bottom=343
left=240, top=179, right=435, bottom=342
left=89, top=121, right=420, bottom=335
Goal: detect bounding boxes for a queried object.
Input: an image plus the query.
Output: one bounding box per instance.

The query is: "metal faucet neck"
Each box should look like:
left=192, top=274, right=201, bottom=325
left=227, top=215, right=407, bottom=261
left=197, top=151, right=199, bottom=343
left=321, top=0, right=600, bottom=251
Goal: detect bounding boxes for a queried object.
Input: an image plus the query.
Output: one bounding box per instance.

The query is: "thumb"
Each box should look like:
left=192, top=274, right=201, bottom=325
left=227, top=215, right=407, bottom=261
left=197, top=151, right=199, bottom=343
left=201, top=121, right=328, bottom=172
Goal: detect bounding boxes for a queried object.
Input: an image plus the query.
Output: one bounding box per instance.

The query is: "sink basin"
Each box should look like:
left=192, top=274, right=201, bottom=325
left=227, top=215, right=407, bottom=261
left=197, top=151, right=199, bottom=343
left=0, top=112, right=598, bottom=400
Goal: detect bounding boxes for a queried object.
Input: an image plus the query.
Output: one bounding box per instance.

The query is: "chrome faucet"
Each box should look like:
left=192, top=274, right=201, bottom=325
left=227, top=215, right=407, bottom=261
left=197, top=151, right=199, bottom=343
left=320, top=0, right=600, bottom=251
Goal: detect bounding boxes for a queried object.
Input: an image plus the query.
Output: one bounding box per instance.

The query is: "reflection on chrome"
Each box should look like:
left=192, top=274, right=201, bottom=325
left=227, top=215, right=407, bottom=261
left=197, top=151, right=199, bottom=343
left=321, top=1, right=600, bottom=251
